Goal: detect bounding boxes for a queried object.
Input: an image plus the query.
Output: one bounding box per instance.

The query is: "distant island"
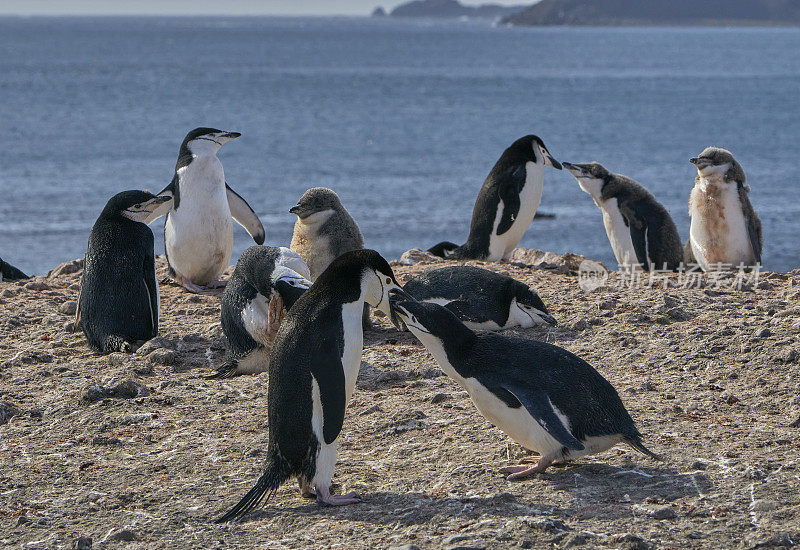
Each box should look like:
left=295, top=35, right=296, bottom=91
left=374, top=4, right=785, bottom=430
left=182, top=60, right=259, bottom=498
left=502, top=0, right=800, bottom=26
left=374, top=0, right=527, bottom=19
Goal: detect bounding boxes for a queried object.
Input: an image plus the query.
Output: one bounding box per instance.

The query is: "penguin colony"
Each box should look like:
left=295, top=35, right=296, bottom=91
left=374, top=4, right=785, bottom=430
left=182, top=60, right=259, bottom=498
left=2, top=127, right=765, bottom=523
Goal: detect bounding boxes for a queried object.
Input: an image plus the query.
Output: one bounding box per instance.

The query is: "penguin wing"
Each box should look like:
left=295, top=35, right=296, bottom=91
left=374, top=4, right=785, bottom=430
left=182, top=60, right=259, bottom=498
left=310, top=342, right=347, bottom=445
left=495, top=165, right=526, bottom=235
left=226, top=184, right=265, bottom=245
left=499, top=382, right=585, bottom=451
left=618, top=201, right=651, bottom=269
left=738, top=183, right=762, bottom=264
left=143, top=252, right=159, bottom=337
left=143, top=179, right=176, bottom=224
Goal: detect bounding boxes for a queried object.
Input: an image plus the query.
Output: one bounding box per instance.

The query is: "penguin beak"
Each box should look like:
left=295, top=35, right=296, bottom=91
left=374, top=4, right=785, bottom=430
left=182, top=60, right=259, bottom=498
left=539, top=312, right=558, bottom=327
left=387, top=287, right=414, bottom=330
left=545, top=155, right=562, bottom=170
left=690, top=157, right=710, bottom=168
left=223, top=132, right=241, bottom=139
left=289, top=205, right=302, bottom=215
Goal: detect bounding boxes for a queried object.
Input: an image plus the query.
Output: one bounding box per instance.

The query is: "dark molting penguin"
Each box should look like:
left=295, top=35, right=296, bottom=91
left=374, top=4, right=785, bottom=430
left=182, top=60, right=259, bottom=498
left=403, top=266, right=556, bottom=331
left=0, top=258, right=29, bottom=282
left=563, top=162, right=683, bottom=271
left=429, top=135, right=561, bottom=262
left=289, top=187, right=364, bottom=282
left=688, top=147, right=762, bottom=271
left=216, top=250, right=408, bottom=521
left=78, top=191, right=170, bottom=353
left=391, top=300, right=660, bottom=479
left=210, top=246, right=311, bottom=379
left=145, top=128, right=265, bottom=292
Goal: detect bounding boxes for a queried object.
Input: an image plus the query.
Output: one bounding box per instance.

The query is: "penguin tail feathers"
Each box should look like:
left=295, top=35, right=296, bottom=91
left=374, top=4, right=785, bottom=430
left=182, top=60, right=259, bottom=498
left=215, top=452, right=289, bottom=523
left=103, top=335, right=132, bottom=354
left=205, top=360, right=239, bottom=379
left=427, top=241, right=459, bottom=258
left=623, top=436, right=663, bottom=461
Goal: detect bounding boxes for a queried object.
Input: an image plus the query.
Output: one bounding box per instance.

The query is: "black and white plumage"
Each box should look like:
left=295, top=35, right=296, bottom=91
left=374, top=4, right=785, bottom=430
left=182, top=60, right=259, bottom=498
left=688, top=147, right=763, bottom=271
left=429, top=135, right=561, bottom=262
left=0, top=258, right=29, bottom=282
left=210, top=246, right=311, bottom=379
left=402, top=266, right=556, bottom=331
left=77, top=191, right=170, bottom=353
left=216, top=250, right=409, bottom=521
left=391, top=300, right=660, bottom=479
left=563, top=162, right=683, bottom=271
left=145, top=127, right=265, bottom=292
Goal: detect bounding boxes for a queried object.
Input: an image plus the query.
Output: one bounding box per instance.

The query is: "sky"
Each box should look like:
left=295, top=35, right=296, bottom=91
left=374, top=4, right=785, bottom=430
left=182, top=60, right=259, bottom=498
left=0, top=0, right=528, bottom=16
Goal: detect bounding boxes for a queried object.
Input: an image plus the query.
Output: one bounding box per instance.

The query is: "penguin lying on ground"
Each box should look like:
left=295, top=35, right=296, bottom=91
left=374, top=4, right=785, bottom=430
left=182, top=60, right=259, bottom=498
left=209, top=246, right=311, bottom=379
left=78, top=191, right=171, bottom=353
left=428, top=135, right=561, bottom=262
left=145, top=128, right=265, bottom=292
left=391, top=299, right=660, bottom=479
left=688, top=147, right=762, bottom=271
left=402, top=266, right=556, bottom=331
left=216, top=250, right=410, bottom=521
left=563, top=162, right=683, bottom=271
left=0, top=258, right=29, bottom=282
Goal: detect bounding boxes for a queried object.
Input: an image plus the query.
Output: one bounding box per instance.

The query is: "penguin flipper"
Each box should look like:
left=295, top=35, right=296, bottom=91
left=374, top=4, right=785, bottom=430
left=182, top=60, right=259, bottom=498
left=500, top=383, right=585, bottom=451
left=619, top=202, right=650, bottom=270
left=206, top=359, right=239, bottom=379
left=226, top=184, right=265, bottom=245
left=496, top=165, right=525, bottom=235
left=738, top=183, right=762, bottom=264
left=143, top=253, right=159, bottom=338
left=310, top=348, right=347, bottom=445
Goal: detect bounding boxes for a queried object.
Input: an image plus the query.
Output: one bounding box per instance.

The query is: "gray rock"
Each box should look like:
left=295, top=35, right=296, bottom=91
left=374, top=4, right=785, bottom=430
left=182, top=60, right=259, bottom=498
left=750, top=499, right=778, bottom=512
left=430, top=393, right=450, bottom=404
left=135, top=336, right=177, bottom=356
left=24, top=280, right=51, bottom=291
left=0, top=401, right=20, bottom=425
left=599, top=300, right=617, bottom=310
left=47, top=258, right=84, bottom=277
left=73, top=536, right=92, bottom=550
left=59, top=301, right=77, bottom=315
left=782, top=349, right=799, bottom=363
left=755, top=327, right=772, bottom=338
left=147, top=349, right=178, bottom=366
left=666, top=307, right=693, bottom=321
left=82, top=379, right=149, bottom=402
left=398, top=248, right=440, bottom=265
left=651, top=506, right=677, bottom=520
left=388, top=546, right=420, bottom=550
left=108, top=528, right=139, bottom=542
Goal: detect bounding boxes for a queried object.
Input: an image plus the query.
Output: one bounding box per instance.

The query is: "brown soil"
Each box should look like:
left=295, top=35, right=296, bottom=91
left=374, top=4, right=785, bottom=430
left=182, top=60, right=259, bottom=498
left=1, top=252, right=799, bottom=549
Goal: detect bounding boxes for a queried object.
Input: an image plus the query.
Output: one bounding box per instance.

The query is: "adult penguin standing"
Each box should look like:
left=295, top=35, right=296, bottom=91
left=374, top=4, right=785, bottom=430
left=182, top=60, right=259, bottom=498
left=78, top=191, right=170, bottom=353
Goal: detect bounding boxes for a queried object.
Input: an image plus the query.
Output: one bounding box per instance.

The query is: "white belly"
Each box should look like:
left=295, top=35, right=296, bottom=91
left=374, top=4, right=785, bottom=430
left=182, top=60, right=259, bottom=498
left=241, top=294, right=270, bottom=345
left=689, top=180, right=754, bottom=271
left=340, top=300, right=365, bottom=403
left=488, top=162, right=543, bottom=261
left=165, top=158, right=233, bottom=284
left=599, top=198, right=639, bottom=270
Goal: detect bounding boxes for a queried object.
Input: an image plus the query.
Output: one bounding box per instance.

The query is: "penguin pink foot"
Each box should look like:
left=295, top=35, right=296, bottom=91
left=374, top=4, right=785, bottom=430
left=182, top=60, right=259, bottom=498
left=316, top=486, right=361, bottom=507
left=501, top=456, right=554, bottom=480
left=175, top=274, right=205, bottom=294
left=207, top=277, right=228, bottom=289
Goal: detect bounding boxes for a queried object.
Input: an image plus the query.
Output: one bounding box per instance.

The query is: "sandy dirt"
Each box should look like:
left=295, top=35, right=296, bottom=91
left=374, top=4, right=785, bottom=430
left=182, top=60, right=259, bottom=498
left=1, top=251, right=799, bottom=549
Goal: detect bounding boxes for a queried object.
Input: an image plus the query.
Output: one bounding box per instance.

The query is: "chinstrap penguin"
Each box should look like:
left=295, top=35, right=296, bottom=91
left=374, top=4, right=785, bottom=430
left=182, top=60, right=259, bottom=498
left=0, top=258, right=29, bottom=282
left=403, top=266, right=556, bottom=331
left=216, top=250, right=410, bottom=521
left=210, top=246, right=311, bottom=379
left=563, top=162, right=683, bottom=271
left=391, top=300, right=660, bottom=479
left=688, top=147, right=762, bottom=271
left=146, top=127, right=265, bottom=292
left=77, top=191, right=170, bottom=353
left=429, top=135, right=562, bottom=261
left=289, top=187, right=365, bottom=282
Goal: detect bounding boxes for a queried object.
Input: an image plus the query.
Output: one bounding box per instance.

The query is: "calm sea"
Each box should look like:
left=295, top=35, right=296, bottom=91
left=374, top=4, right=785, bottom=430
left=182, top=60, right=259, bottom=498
left=1, top=17, right=798, bottom=275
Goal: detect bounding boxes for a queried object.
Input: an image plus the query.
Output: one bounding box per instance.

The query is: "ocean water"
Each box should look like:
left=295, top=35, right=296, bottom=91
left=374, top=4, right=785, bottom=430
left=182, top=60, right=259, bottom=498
left=0, top=16, right=798, bottom=275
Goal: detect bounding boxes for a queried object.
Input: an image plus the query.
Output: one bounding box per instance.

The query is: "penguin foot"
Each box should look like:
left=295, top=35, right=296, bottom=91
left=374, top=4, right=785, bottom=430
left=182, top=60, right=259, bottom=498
left=178, top=277, right=205, bottom=294
left=316, top=487, right=361, bottom=507
left=207, top=277, right=228, bottom=289
left=501, top=457, right=553, bottom=480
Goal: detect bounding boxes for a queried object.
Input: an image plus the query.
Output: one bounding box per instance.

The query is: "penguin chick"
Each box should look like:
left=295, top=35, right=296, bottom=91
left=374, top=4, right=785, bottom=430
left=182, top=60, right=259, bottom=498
left=78, top=191, right=170, bottom=353
left=563, top=161, right=683, bottom=271
left=211, top=246, right=311, bottom=379
left=215, top=250, right=410, bottom=521
left=289, top=187, right=365, bottom=281
left=688, top=147, right=762, bottom=271
left=391, top=300, right=661, bottom=479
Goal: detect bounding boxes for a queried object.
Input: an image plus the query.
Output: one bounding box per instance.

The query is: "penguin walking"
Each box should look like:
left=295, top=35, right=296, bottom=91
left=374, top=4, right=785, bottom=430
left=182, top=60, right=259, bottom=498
left=391, top=299, right=660, bottom=479
left=216, top=250, right=409, bottom=521
left=77, top=191, right=171, bottom=353
left=0, top=258, right=29, bottom=282
left=145, top=128, right=265, bottom=292
left=403, top=266, right=556, bottom=331
left=563, top=162, right=683, bottom=271
left=688, top=147, right=762, bottom=271
left=428, top=135, right=562, bottom=262
left=210, top=246, right=312, bottom=379
left=289, top=187, right=364, bottom=281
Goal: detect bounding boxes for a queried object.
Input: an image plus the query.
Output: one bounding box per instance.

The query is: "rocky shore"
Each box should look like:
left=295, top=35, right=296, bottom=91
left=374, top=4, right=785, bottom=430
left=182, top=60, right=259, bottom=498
left=1, top=251, right=799, bottom=549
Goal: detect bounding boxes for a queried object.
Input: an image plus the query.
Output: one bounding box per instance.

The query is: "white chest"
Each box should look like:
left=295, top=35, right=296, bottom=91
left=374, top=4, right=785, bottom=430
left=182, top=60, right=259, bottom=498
left=488, top=162, right=544, bottom=260
left=598, top=198, right=638, bottom=269
left=689, top=178, right=753, bottom=270
left=241, top=294, right=270, bottom=345
left=339, top=300, right=365, bottom=403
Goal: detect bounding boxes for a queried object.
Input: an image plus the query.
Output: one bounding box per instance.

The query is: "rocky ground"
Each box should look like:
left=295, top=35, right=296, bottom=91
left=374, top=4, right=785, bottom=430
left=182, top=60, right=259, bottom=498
left=1, top=250, right=799, bottom=550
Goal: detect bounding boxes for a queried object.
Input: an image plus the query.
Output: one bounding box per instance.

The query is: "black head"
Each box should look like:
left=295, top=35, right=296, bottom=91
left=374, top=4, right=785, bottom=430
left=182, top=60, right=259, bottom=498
left=100, top=190, right=171, bottom=222
left=506, top=135, right=562, bottom=170
left=391, top=300, right=474, bottom=346
left=690, top=147, right=745, bottom=183
left=562, top=161, right=611, bottom=198
left=289, top=187, right=344, bottom=220
left=178, top=127, right=241, bottom=163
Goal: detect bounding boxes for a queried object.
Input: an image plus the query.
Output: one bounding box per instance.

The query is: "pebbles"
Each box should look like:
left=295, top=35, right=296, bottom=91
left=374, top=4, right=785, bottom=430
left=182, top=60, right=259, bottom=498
left=81, top=379, right=149, bottom=402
